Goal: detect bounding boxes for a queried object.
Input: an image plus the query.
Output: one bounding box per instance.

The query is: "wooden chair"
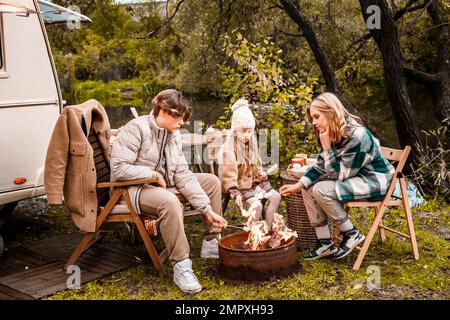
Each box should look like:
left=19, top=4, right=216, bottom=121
left=333, top=145, right=419, bottom=270
left=64, top=128, right=168, bottom=278
left=205, top=130, right=232, bottom=212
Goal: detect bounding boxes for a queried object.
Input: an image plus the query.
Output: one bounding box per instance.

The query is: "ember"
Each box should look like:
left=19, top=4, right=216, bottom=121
left=239, top=189, right=298, bottom=250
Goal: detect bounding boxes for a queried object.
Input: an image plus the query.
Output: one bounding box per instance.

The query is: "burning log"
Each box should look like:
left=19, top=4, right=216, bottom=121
left=238, top=189, right=297, bottom=250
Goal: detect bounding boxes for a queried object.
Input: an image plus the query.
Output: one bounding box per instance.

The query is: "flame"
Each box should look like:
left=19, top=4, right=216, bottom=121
left=239, top=189, right=297, bottom=250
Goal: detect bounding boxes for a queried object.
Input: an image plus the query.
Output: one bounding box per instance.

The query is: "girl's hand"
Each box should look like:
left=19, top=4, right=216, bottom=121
left=235, top=194, right=243, bottom=208
left=229, top=189, right=243, bottom=208
left=319, top=126, right=331, bottom=151
left=279, top=181, right=304, bottom=196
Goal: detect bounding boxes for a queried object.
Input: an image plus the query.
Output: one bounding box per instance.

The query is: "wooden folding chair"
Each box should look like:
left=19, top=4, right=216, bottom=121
left=204, top=130, right=231, bottom=213
left=64, top=128, right=168, bottom=278
left=333, top=145, right=419, bottom=270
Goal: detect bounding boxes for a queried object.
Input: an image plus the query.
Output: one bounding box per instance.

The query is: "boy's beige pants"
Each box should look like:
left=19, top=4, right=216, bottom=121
left=139, top=173, right=222, bottom=263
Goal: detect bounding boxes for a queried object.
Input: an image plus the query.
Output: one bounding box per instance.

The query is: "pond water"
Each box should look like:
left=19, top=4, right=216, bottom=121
left=103, top=90, right=441, bottom=149
left=357, top=85, right=442, bottom=148
left=104, top=96, right=228, bottom=134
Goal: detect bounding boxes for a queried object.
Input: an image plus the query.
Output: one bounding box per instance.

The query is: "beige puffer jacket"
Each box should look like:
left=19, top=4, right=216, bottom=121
left=110, top=113, right=212, bottom=215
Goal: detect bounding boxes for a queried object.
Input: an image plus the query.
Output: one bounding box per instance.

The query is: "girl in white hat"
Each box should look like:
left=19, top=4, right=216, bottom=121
left=217, top=98, right=281, bottom=229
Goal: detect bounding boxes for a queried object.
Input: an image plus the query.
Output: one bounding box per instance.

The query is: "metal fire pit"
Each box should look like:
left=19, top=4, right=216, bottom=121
left=218, top=231, right=302, bottom=284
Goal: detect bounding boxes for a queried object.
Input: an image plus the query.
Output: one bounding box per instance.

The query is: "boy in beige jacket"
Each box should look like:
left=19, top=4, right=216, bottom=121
left=217, top=98, right=281, bottom=229
left=110, top=89, right=227, bottom=294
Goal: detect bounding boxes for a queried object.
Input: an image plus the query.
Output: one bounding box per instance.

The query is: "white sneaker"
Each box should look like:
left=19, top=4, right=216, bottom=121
left=334, top=228, right=366, bottom=260
left=173, top=259, right=202, bottom=294
left=304, top=239, right=338, bottom=261
left=200, top=238, right=219, bottom=259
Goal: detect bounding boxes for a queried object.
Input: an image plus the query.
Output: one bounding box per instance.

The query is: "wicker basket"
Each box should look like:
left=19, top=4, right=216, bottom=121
left=281, top=172, right=333, bottom=250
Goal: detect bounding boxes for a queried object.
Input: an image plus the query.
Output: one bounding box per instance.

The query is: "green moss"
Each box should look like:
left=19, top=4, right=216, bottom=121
left=6, top=197, right=448, bottom=300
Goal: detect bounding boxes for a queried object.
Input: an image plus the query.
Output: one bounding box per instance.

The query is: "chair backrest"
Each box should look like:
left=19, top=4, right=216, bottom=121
left=88, top=127, right=111, bottom=206
left=380, top=145, right=411, bottom=196
left=205, top=130, right=228, bottom=175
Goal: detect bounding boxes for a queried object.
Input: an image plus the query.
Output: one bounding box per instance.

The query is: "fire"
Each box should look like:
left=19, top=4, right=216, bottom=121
left=239, top=189, right=297, bottom=250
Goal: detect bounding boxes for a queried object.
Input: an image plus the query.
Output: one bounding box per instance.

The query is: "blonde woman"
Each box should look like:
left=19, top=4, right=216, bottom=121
left=217, top=98, right=281, bottom=230
left=280, top=92, right=394, bottom=260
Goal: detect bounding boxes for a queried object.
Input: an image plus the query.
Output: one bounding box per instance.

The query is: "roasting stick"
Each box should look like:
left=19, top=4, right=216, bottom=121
left=226, top=224, right=244, bottom=230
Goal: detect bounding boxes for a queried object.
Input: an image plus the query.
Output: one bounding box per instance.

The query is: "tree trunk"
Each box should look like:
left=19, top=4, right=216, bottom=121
left=359, top=0, right=422, bottom=165
left=403, top=1, right=450, bottom=137
left=278, top=0, right=388, bottom=144
left=279, top=1, right=341, bottom=94
left=427, top=1, right=450, bottom=133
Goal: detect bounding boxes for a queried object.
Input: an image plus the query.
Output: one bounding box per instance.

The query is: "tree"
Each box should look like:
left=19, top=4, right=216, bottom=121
left=219, top=32, right=319, bottom=161
left=278, top=0, right=348, bottom=107
left=359, top=0, right=422, bottom=164
left=278, top=0, right=391, bottom=145
left=403, top=1, right=450, bottom=136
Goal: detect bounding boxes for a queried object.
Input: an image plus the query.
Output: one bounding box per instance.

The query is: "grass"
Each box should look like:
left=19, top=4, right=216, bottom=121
left=1, top=196, right=449, bottom=300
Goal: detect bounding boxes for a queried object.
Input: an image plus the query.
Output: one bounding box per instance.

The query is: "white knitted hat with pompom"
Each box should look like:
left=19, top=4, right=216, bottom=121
left=231, top=98, right=255, bottom=130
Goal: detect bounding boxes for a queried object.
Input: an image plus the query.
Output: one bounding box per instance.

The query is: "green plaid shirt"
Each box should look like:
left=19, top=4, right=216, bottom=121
left=300, top=126, right=395, bottom=201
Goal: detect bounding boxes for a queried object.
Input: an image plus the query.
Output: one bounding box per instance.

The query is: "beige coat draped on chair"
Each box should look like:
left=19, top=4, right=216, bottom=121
left=44, top=99, right=111, bottom=232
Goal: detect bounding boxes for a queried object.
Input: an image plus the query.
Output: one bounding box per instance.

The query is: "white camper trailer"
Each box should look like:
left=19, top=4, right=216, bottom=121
left=0, top=0, right=90, bottom=254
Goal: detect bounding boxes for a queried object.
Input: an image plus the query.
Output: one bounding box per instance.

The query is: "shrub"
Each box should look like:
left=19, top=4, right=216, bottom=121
left=218, top=31, right=319, bottom=163
left=412, top=126, right=450, bottom=202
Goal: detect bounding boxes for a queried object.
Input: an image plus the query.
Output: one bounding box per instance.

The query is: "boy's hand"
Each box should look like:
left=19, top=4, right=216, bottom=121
left=205, top=210, right=228, bottom=228
left=154, top=172, right=166, bottom=188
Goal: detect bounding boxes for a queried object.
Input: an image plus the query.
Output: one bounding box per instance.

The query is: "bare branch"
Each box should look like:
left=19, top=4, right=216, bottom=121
left=393, top=0, right=422, bottom=20
left=268, top=0, right=284, bottom=10
left=279, top=29, right=305, bottom=37
left=137, top=0, right=187, bottom=40
left=399, top=0, right=437, bottom=35
left=403, top=66, right=438, bottom=87
left=351, top=0, right=427, bottom=52
left=165, top=0, right=169, bottom=20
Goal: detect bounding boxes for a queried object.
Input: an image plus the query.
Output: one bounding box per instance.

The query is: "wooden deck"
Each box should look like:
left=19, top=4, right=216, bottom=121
left=0, top=233, right=148, bottom=300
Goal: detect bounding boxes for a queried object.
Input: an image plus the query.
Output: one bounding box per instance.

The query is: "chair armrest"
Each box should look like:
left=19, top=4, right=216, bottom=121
left=96, top=178, right=158, bottom=188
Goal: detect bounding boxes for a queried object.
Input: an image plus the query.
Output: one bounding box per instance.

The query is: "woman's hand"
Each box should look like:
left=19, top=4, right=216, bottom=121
left=279, top=181, right=304, bottom=196
left=205, top=210, right=228, bottom=228
left=259, top=170, right=268, bottom=181
left=319, top=126, right=331, bottom=151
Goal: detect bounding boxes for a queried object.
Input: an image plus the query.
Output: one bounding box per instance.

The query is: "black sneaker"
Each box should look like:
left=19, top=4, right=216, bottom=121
left=334, top=228, right=365, bottom=260
left=304, top=238, right=338, bottom=261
